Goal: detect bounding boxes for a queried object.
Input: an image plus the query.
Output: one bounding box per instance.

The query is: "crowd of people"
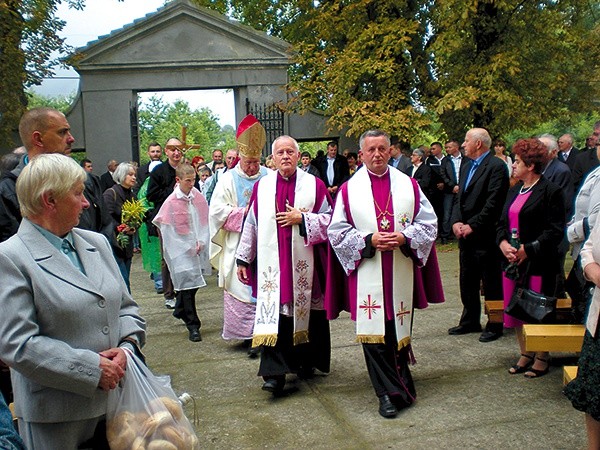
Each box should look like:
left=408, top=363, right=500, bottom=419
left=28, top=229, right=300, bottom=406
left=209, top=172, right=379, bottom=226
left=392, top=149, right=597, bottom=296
left=0, top=106, right=599, bottom=446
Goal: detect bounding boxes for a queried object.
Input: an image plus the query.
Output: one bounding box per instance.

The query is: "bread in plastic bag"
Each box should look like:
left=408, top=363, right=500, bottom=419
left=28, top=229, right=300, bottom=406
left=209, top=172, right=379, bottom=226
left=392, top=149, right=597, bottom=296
left=106, top=349, right=199, bottom=450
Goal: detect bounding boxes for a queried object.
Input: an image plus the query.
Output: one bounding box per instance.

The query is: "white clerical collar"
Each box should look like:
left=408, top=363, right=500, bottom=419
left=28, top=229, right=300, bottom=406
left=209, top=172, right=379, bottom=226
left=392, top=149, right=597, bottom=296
left=366, top=166, right=389, bottom=178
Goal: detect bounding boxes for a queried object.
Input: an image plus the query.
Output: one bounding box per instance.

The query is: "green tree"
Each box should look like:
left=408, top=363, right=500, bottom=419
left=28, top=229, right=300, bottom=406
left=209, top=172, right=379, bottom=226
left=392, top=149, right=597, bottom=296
left=429, top=0, right=600, bottom=139
left=195, top=0, right=600, bottom=143
left=26, top=91, right=76, bottom=113
left=0, top=0, right=85, bottom=150
left=138, top=95, right=235, bottom=164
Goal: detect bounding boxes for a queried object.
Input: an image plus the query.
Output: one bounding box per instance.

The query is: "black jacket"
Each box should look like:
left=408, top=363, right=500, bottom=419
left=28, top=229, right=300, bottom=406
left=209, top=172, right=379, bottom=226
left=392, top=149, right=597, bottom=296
left=0, top=158, right=111, bottom=243
left=451, top=152, right=509, bottom=246
left=496, top=177, right=566, bottom=292
left=314, top=154, right=350, bottom=189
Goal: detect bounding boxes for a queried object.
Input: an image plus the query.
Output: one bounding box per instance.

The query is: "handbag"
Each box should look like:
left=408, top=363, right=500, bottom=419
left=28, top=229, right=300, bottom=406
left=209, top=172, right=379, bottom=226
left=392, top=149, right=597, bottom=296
left=505, top=286, right=557, bottom=324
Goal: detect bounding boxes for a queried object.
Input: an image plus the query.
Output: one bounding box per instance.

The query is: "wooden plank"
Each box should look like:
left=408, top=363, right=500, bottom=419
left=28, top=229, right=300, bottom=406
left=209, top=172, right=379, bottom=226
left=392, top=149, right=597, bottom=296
left=563, top=366, right=578, bottom=385
left=484, top=300, right=504, bottom=323
left=523, top=324, right=585, bottom=352
left=484, top=299, right=573, bottom=324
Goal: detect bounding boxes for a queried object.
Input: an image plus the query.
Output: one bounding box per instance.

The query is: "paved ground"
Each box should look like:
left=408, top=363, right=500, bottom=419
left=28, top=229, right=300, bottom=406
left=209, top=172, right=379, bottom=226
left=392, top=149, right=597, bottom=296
left=131, top=243, right=587, bottom=449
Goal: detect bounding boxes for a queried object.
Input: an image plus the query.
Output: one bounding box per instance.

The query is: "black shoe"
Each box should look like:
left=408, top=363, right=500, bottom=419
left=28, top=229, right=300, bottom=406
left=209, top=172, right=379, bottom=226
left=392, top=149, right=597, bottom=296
left=188, top=329, right=202, bottom=342
left=156, top=288, right=164, bottom=295
left=247, top=346, right=260, bottom=359
left=378, top=395, right=397, bottom=418
left=448, top=324, right=482, bottom=335
left=478, top=330, right=503, bottom=342
left=297, top=366, right=315, bottom=379
left=262, top=378, right=284, bottom=394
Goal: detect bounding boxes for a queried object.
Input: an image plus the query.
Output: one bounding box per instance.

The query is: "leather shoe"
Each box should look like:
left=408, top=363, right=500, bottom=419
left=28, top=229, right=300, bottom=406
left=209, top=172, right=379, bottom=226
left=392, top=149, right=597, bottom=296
left=188, top=329, right=202, bottom=342
left=479, top=330, right=503, bottom=343
left=448, top=324, right=482, bottom=335
left=262, top=377, right=284, bottom=393
left=378, top=395, right=397, bottom=418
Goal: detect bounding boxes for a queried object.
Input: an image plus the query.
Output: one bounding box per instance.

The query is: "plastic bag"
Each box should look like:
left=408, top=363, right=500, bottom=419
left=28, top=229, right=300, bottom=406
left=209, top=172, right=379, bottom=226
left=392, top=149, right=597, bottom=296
left=106, top=349, right=199, bottom=450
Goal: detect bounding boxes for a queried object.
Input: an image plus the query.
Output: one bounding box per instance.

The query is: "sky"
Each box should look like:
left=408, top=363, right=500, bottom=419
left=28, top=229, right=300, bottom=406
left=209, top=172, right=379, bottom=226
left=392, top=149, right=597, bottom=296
left=31, top=0, right=236, bottom=127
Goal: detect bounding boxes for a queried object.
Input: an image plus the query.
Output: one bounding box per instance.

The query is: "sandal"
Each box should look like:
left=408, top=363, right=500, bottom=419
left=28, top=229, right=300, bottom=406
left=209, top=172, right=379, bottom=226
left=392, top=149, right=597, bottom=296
left=524, top=357, right=550, bottom=378
left=508, top=353, right=534, bottom=375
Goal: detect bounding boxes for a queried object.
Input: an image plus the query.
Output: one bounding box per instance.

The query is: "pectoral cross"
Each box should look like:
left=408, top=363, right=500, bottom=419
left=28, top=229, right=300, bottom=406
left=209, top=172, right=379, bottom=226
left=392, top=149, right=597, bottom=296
left=165, top=126, right=201, bottom=153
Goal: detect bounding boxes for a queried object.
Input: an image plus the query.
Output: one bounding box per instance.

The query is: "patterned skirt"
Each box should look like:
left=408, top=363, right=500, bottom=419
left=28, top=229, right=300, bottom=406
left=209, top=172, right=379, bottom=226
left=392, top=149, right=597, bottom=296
left=564, top=329, right=600, bottom=421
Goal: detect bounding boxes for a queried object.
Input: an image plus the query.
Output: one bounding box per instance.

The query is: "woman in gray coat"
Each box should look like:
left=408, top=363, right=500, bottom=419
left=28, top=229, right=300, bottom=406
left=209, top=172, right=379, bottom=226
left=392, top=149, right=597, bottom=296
left=0, top=154, right=146, bottom=449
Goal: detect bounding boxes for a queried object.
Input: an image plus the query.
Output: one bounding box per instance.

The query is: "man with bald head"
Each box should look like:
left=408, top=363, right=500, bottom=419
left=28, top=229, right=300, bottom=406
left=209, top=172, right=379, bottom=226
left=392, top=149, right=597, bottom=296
left=0, top=108, right=85, bottom=242
left=557, top=133, right=579, bottom=171
left=147, top=137, right=187, bottom=309
left=449, top=128, right=509, bottom=342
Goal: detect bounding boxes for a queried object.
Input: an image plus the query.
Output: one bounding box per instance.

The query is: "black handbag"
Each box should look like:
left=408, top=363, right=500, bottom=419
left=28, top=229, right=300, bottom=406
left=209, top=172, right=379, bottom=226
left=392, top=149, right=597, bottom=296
left=505, top=287, right=557, bottom=324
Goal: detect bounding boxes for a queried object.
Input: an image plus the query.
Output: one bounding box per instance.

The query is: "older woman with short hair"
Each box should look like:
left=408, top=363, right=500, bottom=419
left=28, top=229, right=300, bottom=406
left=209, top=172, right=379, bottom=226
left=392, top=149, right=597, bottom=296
left=104, top=161, right=137, bottom=291
left=0, top=154, right=145, bottom=448
left=497, top=138, right=565, bottom=378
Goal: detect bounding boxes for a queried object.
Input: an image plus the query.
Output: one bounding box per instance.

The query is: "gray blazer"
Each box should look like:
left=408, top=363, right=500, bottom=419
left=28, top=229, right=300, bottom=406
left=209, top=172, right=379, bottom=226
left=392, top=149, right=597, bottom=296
left=0, top=219, right=146, bottom=423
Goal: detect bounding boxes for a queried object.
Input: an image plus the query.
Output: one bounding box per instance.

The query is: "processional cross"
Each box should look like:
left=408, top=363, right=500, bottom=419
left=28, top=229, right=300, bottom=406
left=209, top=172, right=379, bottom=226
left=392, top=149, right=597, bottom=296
left=165, top=126, right=201, bottom=153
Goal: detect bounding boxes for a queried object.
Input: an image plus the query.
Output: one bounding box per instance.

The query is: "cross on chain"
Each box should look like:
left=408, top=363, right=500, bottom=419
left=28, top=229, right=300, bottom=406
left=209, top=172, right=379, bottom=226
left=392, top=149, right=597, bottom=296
left=395, top=301, right=411, bottom=326
left=165, top=126, right=201, bottom=153
left=359, top=294, right=381, bottom=320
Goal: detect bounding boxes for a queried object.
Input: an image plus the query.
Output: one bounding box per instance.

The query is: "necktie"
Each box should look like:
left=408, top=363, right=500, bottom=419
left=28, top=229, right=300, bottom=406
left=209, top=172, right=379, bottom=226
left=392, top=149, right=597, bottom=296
left=465, top=162, right=479, bottom=188
left=327, top=159, right=335, bottom=185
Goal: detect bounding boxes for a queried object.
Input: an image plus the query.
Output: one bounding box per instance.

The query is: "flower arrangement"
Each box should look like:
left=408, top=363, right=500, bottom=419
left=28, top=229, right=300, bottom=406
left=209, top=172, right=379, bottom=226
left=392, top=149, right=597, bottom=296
left=116, top=199, right=146, bottom=248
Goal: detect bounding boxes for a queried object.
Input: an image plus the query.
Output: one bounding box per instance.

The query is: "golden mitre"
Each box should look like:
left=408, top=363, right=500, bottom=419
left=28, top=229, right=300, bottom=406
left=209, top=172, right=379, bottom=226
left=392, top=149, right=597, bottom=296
left=236, top=114, right=266, bottom=159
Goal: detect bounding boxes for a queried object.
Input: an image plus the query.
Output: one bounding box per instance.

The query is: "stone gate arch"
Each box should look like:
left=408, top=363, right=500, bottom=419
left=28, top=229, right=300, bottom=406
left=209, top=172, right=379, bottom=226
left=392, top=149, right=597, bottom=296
left=66, top=0, right=350, bottom=165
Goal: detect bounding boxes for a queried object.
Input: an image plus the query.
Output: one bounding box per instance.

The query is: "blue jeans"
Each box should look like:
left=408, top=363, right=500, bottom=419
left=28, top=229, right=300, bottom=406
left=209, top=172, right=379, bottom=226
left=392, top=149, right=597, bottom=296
left=153, top=272, right=163, bottom=291
left=115, top=256, right=132, bottom=293
left=441, top=193, right=456, bottom=240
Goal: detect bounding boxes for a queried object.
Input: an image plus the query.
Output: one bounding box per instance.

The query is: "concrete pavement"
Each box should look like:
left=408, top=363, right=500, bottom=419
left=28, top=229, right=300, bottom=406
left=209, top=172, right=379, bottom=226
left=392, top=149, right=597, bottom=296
left=131, top=244, right=586, bottom=449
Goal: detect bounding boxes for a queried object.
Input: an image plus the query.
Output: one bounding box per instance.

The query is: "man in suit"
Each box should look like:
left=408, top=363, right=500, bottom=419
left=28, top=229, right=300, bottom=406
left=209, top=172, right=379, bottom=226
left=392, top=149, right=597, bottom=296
left=540, top=134, right=573, bottom=297
left=0, top=154, right=145, bottom=448
left=450, top=128, right=509, bottom=342
left=540, top=134, right=573, bottom=213
left=439, top=140, right=464, bottom=244
left=426, top=141, right=446, bottom=237
left=557, top=133, right=579, bottom=171
left=315, top=141, right=350, bottom=198
left=136, top=141, right=163, bottom=190
left=99, top=159, right=118, bottom=193
left=388, top=141, right=412, bottom=172
left=572, top=134, right=600, bottom=194
left=300, top=151, right=321, bottom=177
left=404, top=148, right=432, bottom=200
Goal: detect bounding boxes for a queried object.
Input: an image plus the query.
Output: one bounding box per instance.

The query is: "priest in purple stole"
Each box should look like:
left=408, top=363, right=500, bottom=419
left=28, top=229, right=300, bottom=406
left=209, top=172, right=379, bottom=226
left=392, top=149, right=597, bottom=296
left=327, top=130, right=443, bottom=418
left=236, top=135, right=332, bottom=394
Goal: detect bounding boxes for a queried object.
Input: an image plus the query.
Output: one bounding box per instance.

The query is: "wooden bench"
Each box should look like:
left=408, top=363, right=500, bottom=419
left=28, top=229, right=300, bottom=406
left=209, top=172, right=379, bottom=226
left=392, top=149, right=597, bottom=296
left=563, top=366, right=578, bottom=385
left=484, top=298, right=572, bottom=324
left=522, top=324, right=585, bottom=353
